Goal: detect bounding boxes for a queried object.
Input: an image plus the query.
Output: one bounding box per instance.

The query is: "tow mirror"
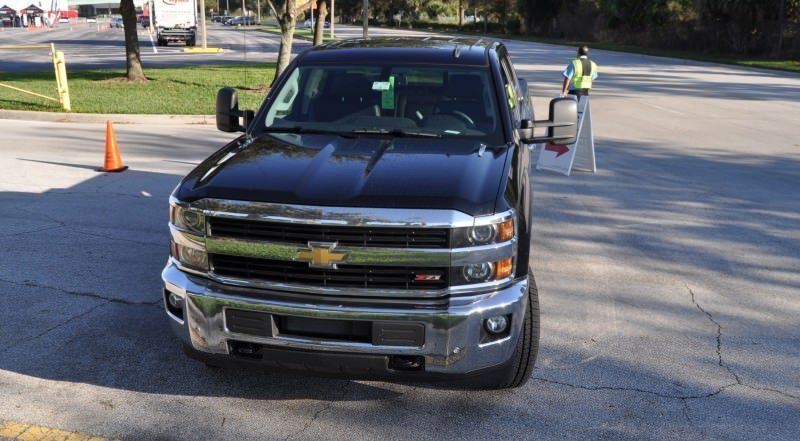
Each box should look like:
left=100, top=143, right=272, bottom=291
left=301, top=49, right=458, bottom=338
left=518, top=97, right=578, bottom=145
left=216, top=87, right=254, bottom=133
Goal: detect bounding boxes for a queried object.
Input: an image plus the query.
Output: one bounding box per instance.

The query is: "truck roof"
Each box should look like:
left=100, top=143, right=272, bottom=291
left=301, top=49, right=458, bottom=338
left=301, top=37, right=499, bottom=66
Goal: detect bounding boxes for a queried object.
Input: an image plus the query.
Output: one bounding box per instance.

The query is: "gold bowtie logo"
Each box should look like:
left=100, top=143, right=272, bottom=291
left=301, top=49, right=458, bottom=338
left=296, top=242, right=347, bottom=269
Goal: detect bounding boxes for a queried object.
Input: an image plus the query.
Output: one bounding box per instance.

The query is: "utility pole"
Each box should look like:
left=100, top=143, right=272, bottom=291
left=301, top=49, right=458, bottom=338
left=149, top=0, right=154, bottom=34
left=257, top=0, right=260, bottom=22
left=199, top=0, right=207, bottom=48
left=362, top=0, right=367, bottom=39
left=329, top=0, right=334, bottom=38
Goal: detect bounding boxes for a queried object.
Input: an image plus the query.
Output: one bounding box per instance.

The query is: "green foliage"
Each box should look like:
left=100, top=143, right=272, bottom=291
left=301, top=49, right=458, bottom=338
left=599, top=0, right=678, bottom=30
left=0, top=65, right=275, bottom=114
left=424, top=1, right=449, bottom=20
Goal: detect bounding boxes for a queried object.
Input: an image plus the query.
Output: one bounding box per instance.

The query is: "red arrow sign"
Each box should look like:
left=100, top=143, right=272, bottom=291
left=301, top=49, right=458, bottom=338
left=545, top=144, right=570, bottom=158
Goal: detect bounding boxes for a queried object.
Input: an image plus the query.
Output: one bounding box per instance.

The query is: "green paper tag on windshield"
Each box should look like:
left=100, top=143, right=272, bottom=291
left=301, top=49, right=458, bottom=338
left=381, top=75, right=396, bottom=109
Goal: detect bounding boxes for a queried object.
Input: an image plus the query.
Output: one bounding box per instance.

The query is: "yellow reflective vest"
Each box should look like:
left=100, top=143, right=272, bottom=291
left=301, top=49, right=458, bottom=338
left=571, top=58, right=598, bottom=90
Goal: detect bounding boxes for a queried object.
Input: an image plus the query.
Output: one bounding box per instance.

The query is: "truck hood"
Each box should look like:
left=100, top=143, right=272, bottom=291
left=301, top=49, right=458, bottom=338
left=175, top=133, right=511, bottom=216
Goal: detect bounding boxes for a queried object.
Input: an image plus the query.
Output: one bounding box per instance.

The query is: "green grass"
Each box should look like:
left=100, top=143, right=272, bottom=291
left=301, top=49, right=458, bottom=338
left=0, top=64, right=276, bottom=114
left=379, top=24, right=800, bottom=74
left=252, top=24, right=337, bottom=43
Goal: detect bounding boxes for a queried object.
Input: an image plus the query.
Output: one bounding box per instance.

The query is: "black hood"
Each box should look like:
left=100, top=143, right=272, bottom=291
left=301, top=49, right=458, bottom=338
left=175, top=134, right=511, bottom=216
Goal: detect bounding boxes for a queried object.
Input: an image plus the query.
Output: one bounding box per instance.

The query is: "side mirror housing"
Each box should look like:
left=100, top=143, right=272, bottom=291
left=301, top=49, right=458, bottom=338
left=216, top=87, right=240, bottom=132
left=518, top=97, right=578, bottom=145
left=216, top=87, right=253, bottom=133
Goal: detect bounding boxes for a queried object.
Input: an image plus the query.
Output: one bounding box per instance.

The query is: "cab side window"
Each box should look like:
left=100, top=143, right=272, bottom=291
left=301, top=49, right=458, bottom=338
left=499, top=54, right=521, bottom=128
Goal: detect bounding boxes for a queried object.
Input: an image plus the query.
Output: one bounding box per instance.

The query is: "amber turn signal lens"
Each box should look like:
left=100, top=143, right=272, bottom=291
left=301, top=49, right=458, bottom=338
left=497, top=219, right=514, bottom=242
left=495, top=257, right=513, bottom=279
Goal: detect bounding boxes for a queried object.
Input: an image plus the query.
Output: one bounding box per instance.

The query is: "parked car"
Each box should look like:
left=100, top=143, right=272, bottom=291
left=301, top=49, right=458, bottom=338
left=214, top=15, right=230, bottom=23
left=228, top=16, right=255, bottom=26
left=163, top=38, right=579, bottom=389
left=110, top=17, right=123, bottom=28
left=303, top=19, right=329, bottom=28
left=223, top=16, right=247, bottom=25
left=57, top=17, right=69, bottom=24
left=86, top=16, right=96, bottom=23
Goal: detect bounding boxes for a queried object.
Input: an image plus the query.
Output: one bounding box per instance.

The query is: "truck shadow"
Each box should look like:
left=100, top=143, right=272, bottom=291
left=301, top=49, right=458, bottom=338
left=0, top=137, right=798, bottom=436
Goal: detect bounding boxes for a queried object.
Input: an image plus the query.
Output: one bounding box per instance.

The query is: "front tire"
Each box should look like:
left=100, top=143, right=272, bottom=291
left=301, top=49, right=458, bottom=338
left=485, top=271, right=540, bottom=389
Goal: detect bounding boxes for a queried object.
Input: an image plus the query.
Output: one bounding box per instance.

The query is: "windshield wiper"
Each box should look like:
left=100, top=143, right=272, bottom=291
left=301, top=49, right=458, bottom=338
left=261, top=126, right=353, bottom=137
left=349, top=129, right=443, bottom=139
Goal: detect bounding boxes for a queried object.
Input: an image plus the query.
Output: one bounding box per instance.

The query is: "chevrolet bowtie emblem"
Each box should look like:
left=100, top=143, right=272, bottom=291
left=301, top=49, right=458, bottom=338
left=296, top=242, right=348, bottom=269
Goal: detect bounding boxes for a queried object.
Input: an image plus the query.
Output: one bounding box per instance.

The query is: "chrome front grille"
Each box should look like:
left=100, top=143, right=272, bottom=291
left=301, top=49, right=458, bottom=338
left=209, top=217, right=450, bottom=249
left=169, top=198, right=517, bottom=298
left=211, top=254, right=449, bottom=290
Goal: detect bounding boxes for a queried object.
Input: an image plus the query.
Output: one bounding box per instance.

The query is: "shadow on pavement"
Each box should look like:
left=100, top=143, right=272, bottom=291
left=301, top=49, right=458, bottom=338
left=0, top=137, right=797, bottom=437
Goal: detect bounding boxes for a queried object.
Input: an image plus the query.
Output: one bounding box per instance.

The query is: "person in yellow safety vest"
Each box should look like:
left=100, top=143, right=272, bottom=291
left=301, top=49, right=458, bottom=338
left=561, top=45, right=598, bottom=97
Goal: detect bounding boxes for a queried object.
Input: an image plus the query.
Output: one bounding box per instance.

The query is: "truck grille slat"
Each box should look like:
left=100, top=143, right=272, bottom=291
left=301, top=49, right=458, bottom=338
left=210, top=218, right=450, bottom=249
left=211, top=254, right=448, bottom=290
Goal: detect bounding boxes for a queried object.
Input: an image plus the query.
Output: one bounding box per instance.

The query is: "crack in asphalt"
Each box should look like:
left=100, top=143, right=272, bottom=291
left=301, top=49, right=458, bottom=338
left=686, top=284, right=742, bottom=385
left=531, top=376, right=738, bottom=400
left=0, top=300, right=109, bottom=356
left=532, top=285, right=799, bottom=403
left=283, top=381, right=350, bottom=440
left=71, top=228, right=165, bottom=247
left=0, top=224, right=65, bottom=238
left=0, top=276, right=161, bottom=306
left=680, top=398, right=696, bottom=428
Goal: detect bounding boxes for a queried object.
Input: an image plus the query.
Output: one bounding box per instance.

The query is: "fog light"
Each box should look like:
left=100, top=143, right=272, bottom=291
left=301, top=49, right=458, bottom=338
left=168, top=292, right=183, bottom=309
left=485, top=315, right=508, bottom=334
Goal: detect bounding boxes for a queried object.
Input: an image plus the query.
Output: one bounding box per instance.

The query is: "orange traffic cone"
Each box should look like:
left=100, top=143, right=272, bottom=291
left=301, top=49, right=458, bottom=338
left=101, top=120, right=128, bottom=172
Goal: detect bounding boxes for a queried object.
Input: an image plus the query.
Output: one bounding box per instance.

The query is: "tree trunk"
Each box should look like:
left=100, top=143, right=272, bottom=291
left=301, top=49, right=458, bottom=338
left=501, top=0, right=508, bottom=35
left=457, top=0, right=463, bottom=30
left=362, top=0, right=368, bottom=38
left=313, top=0, right=327, bottom=46
left=120, top=0, right=145, bottom=81
left=272, top=0, right=297, bottom=79
left=521, top=0, right=533, bottom=35
left=773, top=0, right=786, bottom=57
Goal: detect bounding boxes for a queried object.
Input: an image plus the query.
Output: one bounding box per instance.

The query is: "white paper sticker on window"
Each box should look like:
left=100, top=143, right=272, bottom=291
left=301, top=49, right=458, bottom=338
left=372, top=81, right=391, bottom=91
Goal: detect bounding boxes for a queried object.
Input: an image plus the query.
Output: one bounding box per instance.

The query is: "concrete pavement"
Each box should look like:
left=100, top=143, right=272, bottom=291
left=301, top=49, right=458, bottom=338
left=1, top=29, right=799, bottom=440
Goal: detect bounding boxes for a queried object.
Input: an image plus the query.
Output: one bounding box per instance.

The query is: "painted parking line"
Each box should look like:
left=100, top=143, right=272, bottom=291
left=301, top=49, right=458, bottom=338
left=148, top=32, right=158, bottom=54
left=0, top=420, right=114, bottom=441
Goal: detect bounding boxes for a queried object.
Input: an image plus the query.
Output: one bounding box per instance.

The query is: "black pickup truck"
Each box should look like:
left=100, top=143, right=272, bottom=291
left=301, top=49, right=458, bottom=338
left=163, top=38, right=578, bottom=389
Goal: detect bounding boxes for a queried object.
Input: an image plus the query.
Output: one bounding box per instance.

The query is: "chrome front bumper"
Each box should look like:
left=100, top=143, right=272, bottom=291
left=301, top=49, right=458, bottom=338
left=162, top=261, right=528, bottom=375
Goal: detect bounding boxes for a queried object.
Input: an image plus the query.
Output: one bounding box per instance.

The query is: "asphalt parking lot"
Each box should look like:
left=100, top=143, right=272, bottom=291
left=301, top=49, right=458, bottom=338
left=1, top=31, right=799, bottom=440
left=0, top=22, right=425, bottom=70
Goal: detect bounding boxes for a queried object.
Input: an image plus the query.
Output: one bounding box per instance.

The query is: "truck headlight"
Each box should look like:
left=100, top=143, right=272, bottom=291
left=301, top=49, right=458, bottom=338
left=452, top=216, right=515, bottom=247
left=170, top=241, right=208, bottom=271
left=169, top=199, right=207, bottom=272
left=170, top=204, right=205, bottom=234
left=453, top=257, right=514, bottom=285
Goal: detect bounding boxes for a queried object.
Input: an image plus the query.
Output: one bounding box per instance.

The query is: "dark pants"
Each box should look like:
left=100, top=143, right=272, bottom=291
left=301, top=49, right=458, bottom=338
left=569, top=89, right=590, bottom=96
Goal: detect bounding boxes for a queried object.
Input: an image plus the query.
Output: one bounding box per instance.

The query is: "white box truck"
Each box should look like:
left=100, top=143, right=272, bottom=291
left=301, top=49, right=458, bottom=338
left=152, top=0, right=197, bottom=46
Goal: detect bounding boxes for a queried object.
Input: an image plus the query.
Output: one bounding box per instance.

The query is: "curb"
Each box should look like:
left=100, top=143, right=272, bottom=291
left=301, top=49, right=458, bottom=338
left=0, top=109, right=215, bottom=125
left=184, top=47, right=224, bottom=54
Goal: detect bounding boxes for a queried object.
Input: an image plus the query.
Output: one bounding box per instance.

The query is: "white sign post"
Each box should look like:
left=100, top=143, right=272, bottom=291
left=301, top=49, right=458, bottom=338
left=536, top=96, right=596, bottom=176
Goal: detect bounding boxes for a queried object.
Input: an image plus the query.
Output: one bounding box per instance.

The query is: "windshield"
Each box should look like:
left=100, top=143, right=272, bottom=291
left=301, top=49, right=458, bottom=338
left=262, top=64, right=503, bottom=143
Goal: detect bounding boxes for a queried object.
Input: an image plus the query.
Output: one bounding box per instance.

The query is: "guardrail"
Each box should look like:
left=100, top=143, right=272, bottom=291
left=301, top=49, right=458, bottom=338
left=0, top=42, right=71, bottom=111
